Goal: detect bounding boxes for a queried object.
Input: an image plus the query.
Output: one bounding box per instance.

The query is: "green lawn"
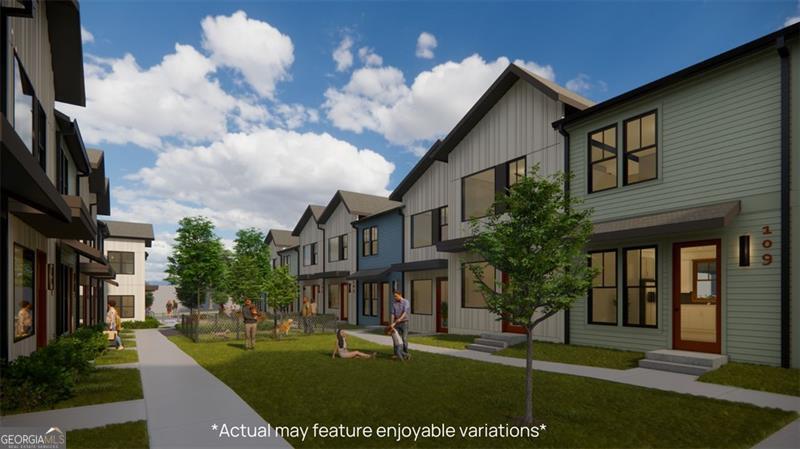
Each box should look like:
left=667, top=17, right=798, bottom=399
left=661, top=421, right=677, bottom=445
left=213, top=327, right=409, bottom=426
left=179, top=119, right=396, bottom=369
left=699, top=362, right=800, bottom=397
left=408, top=334, right=474, bottom=349
left=67, top=421, right=149, bottom=448
left=169, top=333, right=795, bottom=448
left=495, top=341, right=644, bottom=370
left=122, top=337, right=137, bottom=348
left=94, top=349, right=139, bottom=366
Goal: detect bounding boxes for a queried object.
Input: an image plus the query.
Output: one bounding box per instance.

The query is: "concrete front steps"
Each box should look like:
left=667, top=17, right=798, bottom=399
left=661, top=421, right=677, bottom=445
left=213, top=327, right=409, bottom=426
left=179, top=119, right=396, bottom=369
left=466, top=333, right=527, bottom=353
left=639, top=349, right=728, bottom=375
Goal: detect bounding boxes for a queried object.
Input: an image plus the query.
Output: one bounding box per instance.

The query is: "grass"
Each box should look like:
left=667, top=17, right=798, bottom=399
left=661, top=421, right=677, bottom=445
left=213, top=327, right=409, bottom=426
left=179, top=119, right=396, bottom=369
left=122, top=338, right=137, bottom=348
left=169, top=333, right=795, bottom=448
left=94, top=348, right=139, bottom=366
left=3, top=369, right=143, bottom=415
left=699, top=362, right=800, bottom=397
left=67, top=421, right=149, bottom=448
left=495, top=341, right=644, bottom=370
left=408, top=334, right=475, bottom=349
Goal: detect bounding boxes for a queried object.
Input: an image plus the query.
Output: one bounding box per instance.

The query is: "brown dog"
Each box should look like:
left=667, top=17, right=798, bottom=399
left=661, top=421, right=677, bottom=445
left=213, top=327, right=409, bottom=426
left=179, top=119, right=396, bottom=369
left=277, top=319, right=294, bottom=336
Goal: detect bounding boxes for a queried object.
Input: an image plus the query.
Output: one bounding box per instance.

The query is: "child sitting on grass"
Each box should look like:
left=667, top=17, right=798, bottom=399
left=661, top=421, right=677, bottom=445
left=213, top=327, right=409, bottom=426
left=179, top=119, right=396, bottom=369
left=386, top=326, right=409, bottom=361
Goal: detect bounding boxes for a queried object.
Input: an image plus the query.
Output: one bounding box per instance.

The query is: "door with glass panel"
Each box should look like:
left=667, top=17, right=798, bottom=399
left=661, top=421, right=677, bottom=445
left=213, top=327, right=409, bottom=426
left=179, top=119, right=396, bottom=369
left=673, top=240, right=721, bottom=353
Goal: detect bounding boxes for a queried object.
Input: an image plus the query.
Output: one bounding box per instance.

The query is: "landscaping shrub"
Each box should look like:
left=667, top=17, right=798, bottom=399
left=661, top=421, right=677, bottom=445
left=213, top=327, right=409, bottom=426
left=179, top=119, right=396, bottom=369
left=121, top=316, right=160, bottom=329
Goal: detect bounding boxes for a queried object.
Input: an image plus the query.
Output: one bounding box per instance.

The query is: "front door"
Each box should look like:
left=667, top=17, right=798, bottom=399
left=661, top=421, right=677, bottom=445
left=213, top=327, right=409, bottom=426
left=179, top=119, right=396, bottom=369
left=435, top=278, right=448, bottom=333
left=36, top=251, right=47, bottom=348
left=380, top=282, right=390, bottom=325
left=500, top=272, right=526, bottom=334
left=340, top=283, right=349, bottom=321
left=673, top=240, right=722, bottom=353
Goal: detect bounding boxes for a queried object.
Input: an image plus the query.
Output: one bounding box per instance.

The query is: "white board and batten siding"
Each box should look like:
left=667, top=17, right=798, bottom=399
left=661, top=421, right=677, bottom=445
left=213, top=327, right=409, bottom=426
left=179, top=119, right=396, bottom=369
left=321, top=204, right=358, bottom=323
left=105, top=238, right=147, bottom=322
left=402, top=161, right=450, bottom=263
left=298, top=218, right=323, bottom=277
left=445, top=79, right=567, bottom=340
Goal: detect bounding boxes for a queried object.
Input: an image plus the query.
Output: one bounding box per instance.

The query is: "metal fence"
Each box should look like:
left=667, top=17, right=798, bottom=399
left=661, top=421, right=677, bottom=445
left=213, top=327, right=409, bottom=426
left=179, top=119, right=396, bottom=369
left=178, top=310, right=343, bottom=342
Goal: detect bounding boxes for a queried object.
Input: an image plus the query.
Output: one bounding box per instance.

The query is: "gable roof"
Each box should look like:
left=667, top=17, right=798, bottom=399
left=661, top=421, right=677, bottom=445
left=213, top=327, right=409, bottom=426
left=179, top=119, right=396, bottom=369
left=389, top=140, right=441, bottom=201
left=317, top=190, right=402, bottom=224
left=291, top=205, right=326, bottom=236
left=103, top=220, right=154, bottom=247
left=54, top=110, right=90, bottom=174
left=554, top=23, right=800, bottom=129
left=265, top=229, right=299, bottom=248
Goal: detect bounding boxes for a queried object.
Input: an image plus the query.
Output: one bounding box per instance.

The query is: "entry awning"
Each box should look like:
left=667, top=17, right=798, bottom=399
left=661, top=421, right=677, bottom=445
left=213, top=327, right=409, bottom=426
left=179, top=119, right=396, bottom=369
left=62, top=239, right=105, bottom=263
left=591, top=201, right=741, bottom=243
left=80, top=262, right=116, bottom=279
left=390, top=259, right=448, bottom=272
left=298, top=270, right=351, bottom=281
left=435, top=237, right=474, bottom=253
left=2, top=113, right=71, bottom=222
left=347, top=267, right=390, bottom=280
left=10, top=195, right=97, bottom=240
left=105, top=279, right=119, bottom=287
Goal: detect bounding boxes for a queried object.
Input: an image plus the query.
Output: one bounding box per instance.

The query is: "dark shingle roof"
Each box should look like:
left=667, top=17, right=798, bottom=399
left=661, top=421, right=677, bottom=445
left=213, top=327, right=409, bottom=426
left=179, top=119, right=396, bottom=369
left=291, top=205, right=326, bottom=236
left=265, top=229, right=299, bottom=248
left=318, top=190, right=401, bottom=224
left=103, top=220, right=155, bottom=246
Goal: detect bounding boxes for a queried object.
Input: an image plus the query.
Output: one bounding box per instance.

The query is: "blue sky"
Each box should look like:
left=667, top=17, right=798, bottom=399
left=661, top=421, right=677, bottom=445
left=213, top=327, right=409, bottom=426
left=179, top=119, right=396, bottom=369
left=66, top=0, right=799, bottom=280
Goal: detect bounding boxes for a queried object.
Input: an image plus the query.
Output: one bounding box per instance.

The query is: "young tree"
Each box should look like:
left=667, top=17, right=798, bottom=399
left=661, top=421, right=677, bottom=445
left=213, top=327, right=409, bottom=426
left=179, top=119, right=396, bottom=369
left=227, top=228, right=271, bottom=304
left=264, top=265, right=299, bottom=338
left=465, top=165, right=595, bottom=425
left=166, top=217, right=228, bottom=309
left=145, top=291, right=154, bottom=309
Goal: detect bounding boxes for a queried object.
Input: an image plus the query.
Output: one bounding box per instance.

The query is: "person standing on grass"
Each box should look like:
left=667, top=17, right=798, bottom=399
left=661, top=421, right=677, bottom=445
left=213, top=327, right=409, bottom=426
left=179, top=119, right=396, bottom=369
left=301, top=297, right=313, bottom=334
left=106, top=299, right=124, bottom=350
left=391, top=291, right=410, bottom=355
left=386, top=326, right=409, bottom=361
left=242, top=298, right=259, bottom=350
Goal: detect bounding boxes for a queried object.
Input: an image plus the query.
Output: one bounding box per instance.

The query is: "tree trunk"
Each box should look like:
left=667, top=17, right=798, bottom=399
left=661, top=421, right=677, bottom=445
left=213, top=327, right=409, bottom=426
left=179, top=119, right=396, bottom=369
left=524, top=325, right=534, bottom=425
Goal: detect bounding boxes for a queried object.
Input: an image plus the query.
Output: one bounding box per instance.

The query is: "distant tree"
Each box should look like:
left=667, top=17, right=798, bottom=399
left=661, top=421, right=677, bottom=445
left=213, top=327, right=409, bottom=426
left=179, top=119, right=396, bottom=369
left=227, top=228, right=271, bottom=304
left=465, top=165, right=595, bottom=425
left=145, top=291, right=154, bottom=309
left=264, top=265, right=298, bottom=338
left=166, top=217, right=228, bottom=309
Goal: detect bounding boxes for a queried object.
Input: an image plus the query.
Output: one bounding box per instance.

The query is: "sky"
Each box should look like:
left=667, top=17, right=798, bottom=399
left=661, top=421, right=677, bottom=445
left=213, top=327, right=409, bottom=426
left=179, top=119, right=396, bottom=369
left=62, top=0, right=800, bottom=282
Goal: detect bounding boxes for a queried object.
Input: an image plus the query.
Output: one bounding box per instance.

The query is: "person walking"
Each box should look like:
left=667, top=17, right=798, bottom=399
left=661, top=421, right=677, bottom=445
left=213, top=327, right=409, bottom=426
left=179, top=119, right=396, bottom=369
left=301, top=297, right=313, bottom=334
left=242, top=298, right=259, bottom=350
left=106, top=300, right=124, bottom=350
left=391, top=290, right=410, bottom=355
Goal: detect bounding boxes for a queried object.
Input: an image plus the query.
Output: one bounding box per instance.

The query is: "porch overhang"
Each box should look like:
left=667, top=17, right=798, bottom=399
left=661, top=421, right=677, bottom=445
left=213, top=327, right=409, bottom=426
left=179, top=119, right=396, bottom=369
left=347, top=267, right=391, bottom=280
left=80, top=262, right=116, bottom=279
left=389, top=259, right=448, bottom=272
left=10, top=195, right=97, bottom=240
left=435, top=237, right=475, bottom=253
left=591, top=201, right=741, bottom=243
left=62, top=239, right=105, bottom=263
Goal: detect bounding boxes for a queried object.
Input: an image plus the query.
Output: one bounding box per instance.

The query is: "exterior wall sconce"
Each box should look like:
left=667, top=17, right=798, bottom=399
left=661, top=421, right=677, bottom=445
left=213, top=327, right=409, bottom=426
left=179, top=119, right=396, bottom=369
left=739, top=235, right=750, bottom=267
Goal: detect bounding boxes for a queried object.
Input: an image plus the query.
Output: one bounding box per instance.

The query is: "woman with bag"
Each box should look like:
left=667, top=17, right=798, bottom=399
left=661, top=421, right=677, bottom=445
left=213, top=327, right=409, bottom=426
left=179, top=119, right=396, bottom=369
left=106, top=299, right=124, bottom=350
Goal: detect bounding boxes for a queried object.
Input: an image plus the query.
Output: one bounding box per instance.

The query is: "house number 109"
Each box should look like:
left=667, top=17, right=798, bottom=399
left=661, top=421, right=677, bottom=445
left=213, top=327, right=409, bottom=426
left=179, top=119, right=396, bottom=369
left=761, top=226, right=773, bottom=265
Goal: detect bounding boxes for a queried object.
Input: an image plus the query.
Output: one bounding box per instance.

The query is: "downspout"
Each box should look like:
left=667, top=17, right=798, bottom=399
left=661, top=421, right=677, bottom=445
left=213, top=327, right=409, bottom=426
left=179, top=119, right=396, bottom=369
left=556, top=119, right=571, bottom=345
left=352, top=220, right=360, bottom=326
left=777, top=36, right=791, bottom=368
left=318, top=221, right=326, bottom=315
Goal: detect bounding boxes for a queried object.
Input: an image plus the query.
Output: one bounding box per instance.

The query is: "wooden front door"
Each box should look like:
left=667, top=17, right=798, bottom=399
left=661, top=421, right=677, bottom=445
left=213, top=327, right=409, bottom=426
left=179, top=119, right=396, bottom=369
left=435, top=278, right=449, bottom=333
left=673, top=240, right=722, bottom=353
left=36, top=251, right=47, bottom=348
left=380, top=282, right=390, bottom=325
left=340, top=283, right=349, bottom=320
left=500, top=272, right=526, bottom=334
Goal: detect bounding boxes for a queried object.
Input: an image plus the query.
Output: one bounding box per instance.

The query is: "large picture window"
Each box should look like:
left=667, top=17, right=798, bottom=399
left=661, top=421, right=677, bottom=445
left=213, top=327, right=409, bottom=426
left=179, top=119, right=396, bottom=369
left=623, top=247, right=657, bottom=328
left=110, top=295, right=135, bottom=318
left=411, top=279, right=433, bottom=315
left=589, top=250, right=617, bottom=325
left=108, top=251, right=135, bottom=275
left=303, top=243, right=317, bottom=266
left=462, top=262, right=494, bottom=309
left=623, top=111, right=657, bottom=185
left=589, top=124, right=617, bottom=193
left=328, top=234, right=348, bottom=262
left=462, top=168, right=495, bottom=220
left=328, top=284, right=340, bottom=309
left=13, top=245, right=35, bottom=341
left=362, top=226, right=378, bottom=256
left=411, top=211, right=433, bottom=248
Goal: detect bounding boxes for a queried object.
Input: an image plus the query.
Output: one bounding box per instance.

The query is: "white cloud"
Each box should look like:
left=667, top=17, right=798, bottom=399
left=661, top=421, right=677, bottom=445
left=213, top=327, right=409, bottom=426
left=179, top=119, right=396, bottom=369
left=565, top=73, right=607, bottom=95
left=513, top=59, right=556, bottom=82
left=785, top=0, right=800, bottom=26
left=81, top=26, right=94, bottom=44
left=333, top=36, right=354, bottom=72
left=358, top=47, right=383, bottom=67
left=415, top=32, right=437, bottom=59
left=324, top=54, right=556, bottom=147
left=201, top=10, right=294, bottom=98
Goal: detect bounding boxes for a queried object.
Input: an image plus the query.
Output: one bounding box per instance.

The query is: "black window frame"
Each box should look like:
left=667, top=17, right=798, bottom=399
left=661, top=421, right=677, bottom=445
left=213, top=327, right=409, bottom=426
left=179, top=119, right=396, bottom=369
left=461, top=261, right=493, bottom=309
left=362, top=226, right=379, bottom=256
left=328, top=234, right=349, bottom=262
left=411, top=210, right=434, bottom=249
left=461, top=166, right=496, bottom=222
left=57, top=137, right=70, bottom=195
left=280, top=254, right=290, bottom=266
left=108, top=251, right=135, bottom=275
left=622, top=110, right=658, bottom=187
left=506, top=156, right=526, bottom=189
left=622, top=245, right=658, bottom=328
left=410, top=279, right=433, bottom=315
left=362, top=282, right=379, bottom=317
left=13, top=244, right=36, bottom=342
left=588, top=123, right=618, bottom=194
left=588, top=249, right=618, bottom=326
left=303, top=243, right=318, bottom=266
left=109, top=295, right=135, bottom=319
left=438, top=206, right=448, bottom=242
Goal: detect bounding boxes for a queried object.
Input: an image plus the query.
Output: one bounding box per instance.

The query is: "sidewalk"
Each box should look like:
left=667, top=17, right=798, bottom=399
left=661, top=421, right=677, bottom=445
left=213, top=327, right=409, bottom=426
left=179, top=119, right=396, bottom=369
left=352, top=330, right=800, bottom=413
left=0, top=400, right=145, bottom=432
left=136, top=329, right=291, bottom=449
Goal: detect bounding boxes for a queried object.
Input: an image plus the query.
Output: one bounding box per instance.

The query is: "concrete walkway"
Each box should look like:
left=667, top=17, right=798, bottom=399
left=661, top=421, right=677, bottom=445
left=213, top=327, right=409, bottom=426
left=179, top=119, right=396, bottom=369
left=352, top=330, right=800, bottom=413
left=753, top=418, right=800, bottom=448
left=0, top=400, right=146, bottom=432
left=137, top=329, right=291, bottom=449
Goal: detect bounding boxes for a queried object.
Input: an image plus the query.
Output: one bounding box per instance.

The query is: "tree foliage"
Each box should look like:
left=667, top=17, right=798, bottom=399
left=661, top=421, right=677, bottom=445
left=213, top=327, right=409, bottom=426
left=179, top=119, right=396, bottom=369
left=166, top=217, right=228, bottom=308
left=227, top=228, right=271, bottom=304
left=264, top=265, right=298, bottom=313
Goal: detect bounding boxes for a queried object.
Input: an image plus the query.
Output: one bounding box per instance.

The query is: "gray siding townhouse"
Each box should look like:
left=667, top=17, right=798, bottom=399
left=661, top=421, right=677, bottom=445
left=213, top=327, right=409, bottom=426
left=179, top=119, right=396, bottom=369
left=553, top=24, right=799, bottom=368
left=292, top=205, right=326, bottom=314
left=316, top=191, right=401, bottom=324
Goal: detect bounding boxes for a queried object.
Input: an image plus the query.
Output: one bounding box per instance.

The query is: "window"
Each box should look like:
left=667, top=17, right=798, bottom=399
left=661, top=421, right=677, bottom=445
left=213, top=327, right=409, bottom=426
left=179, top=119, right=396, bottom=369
left=110, top=295, right=135, bottom=318
left=411, top=279, right=433, bottom=315
left=507, top=157, right=526, bottom=188
left=438, top=207, right=448, bottom=241
left=303, top=243, right=317, bottom=266
left=280, top=254, right=290, bottom=266
left=623, top=111, right=657, bottom=185
left=411, top=211, right=433, bottom=248
left=589, top=250, right=617, bottom=325
left=328, top=284, right=340, bottom=309
left=328, top=234, right=348, bottom=262
left=108, top=251, right=135, bottom=275
left=362, top=226, right=378, bottom=256
left=623, top=247, right=657, bottom=327
left=693, top=259, right=717, bottom=302
left=363, top=283, right=379, bottom=317
left=589, top=124, right=617, bottom=193
left=462, top=168, right=495, bottom=220
left=13, top=245, right=35, bottom=341
left=462, top=262, right=494, bottom=309
left=58, top=140, right=70, bottom=195
left=13, top=54, right=34, bottom=154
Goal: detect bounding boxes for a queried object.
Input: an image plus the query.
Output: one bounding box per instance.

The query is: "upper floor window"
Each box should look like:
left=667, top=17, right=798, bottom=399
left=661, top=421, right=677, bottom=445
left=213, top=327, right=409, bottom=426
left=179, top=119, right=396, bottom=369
left=13, top=54, right=34, bottom=154
left=108, top=251, right=135, bottom=275
left=280, top=254, right=291, bottom=266
left=438, top=207, right=448, bottom=241
left=362, top=226, right=378, bottom=256
left=328, top=234, right=348, bottom=262
left=589, top=124, right=617, bottom=193
left=462, top=168, right=495, bottom=220
left=623, top=111, right=657, bottom=185
left=507, top=157, right=526, bottom=188
left=411, top=211, right=433, bottom=248
left=57, top=139, right=70, bottom=195
left=303, top=243, right=317, bottom=266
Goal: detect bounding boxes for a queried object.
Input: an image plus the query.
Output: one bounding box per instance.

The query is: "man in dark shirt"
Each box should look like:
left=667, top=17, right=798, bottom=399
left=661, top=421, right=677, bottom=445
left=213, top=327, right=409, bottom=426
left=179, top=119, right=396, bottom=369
left=242, top=298, right=258, bottom=349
